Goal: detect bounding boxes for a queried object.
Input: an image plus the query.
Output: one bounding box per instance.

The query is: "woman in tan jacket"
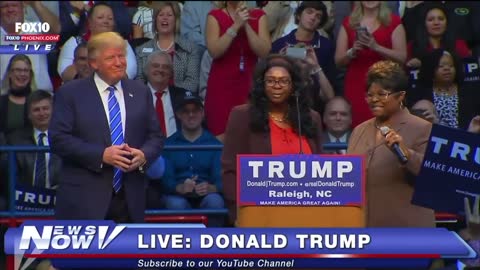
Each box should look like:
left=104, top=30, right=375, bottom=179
left=347, top=60, right=435, bottom=228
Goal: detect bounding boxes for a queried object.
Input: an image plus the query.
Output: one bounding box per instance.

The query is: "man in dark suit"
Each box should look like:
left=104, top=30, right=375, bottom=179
left=49, top=31, right=163, bottom=223
left=143, top=50, right=192, bottom=138
left=7, top=90, right=61, bottom=189
left=322, top=96, right=352, bottom=154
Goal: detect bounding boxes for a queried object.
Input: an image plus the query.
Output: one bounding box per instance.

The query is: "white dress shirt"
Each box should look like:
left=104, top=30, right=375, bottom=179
left=94, top=73, right=126, bottom=137
left=149, top=83, right=177, bottom=137
left=33, top=129, right=50, bottom=188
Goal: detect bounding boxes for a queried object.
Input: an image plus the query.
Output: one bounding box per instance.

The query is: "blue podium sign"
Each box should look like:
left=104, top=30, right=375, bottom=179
left=237, top=155, right=364, bottom=207
left=412, top=124, right=480, bottom=214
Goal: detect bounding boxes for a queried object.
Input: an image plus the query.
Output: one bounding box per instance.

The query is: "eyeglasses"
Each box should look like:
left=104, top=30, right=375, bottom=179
left=264, top=78, right=291, bottom=87
left=11, top=68, right=31, bottom=74
left=365, top=91, right=398, bottom=101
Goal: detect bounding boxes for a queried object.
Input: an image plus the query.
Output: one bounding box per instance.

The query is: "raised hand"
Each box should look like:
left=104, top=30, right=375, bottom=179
left=232, top=5, right=250, bottom=29
left=464, top=195, right=480, bottom=241
left=70, top=1, right=87, bottom=12
left=305, top=46, right=319, bottom=67
left=467, top=115, right=480, bottom=134
left=406, top=58, right=421, bottom=68
left=382, top=128, right=410, bottom=160
left=357, top=31, right=378, bottom=51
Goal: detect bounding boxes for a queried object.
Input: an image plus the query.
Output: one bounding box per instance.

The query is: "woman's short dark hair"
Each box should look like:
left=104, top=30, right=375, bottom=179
left=248, top=54, right=316, bottom=138
left=418, top=48, right=464, bottom=89
left=294, top=1, right=328, bottom=29
left=366, top=60, right=409, bottom=93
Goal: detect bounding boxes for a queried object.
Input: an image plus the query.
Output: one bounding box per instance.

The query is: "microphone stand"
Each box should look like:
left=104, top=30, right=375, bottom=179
left=295, top=91, right=303, bottom=154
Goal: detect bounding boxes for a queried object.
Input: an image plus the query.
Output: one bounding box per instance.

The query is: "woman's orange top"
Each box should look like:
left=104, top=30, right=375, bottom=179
left=236, top=118, right=364, bottom=228
left=270, top=118, right=312, bottom=155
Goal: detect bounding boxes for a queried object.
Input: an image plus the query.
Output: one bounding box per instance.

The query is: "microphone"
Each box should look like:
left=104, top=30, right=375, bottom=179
left=379, top=126, right=408, bottom=164
left=294, top=90, right=303, bottom=154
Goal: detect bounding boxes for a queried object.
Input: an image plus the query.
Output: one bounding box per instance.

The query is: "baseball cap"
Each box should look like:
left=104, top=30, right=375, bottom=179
left=175, top=90, right=203, bottom=111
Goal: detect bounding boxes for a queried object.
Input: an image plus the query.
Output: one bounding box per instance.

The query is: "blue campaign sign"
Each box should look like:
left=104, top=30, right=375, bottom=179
left=15, top=183, right=56, bottom=212
left=412, top=124, right=480, bottom=214
left=236, top=155, right=364, bottom=207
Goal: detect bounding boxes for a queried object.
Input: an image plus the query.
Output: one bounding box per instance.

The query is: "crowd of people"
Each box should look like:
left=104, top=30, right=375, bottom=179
left=1, top=1, right=480, bottom=269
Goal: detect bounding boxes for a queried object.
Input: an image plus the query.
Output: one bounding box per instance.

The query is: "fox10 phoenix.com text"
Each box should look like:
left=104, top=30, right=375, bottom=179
left=0, top=22, right=59, bottom=54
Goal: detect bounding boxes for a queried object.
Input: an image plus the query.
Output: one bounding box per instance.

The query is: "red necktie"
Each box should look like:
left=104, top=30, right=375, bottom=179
left=88, top=0, right=94, bottom=8
left=155, top=91, right=167, bottom=135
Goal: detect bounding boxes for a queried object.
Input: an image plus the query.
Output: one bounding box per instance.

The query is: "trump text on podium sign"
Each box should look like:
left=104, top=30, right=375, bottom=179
left=237, top=155, right=365, bottom=206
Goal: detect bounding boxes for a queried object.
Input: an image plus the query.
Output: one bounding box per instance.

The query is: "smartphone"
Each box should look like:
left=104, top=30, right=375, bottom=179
left=286, top=47, right=307, bottom=59
left=356, top=26, right=369, bottom=39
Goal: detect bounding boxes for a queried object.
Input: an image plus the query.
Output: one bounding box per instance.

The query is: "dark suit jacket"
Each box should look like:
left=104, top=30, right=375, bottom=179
left=49, top=77, right=163, bottom=222
left=0, top=95, right=30, bottom=135
left=6, top=128, right=62, bottom=188
left=321, top=131, right=351, bottom=154
left=166, top=85, right=192, bottom=131
left=221, top=104, right=324, bottom=224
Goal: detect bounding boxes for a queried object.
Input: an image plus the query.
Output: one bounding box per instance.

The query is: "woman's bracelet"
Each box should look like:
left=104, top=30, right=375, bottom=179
left=347, top=48, right=354, bottom=59
left=226, top=27, right=237, bottom=38
left=311, top=67, right=323, bottom=75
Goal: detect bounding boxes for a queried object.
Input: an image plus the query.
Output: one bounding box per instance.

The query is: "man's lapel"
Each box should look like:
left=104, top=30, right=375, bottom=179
left=121, top=79, right=134, bottom=144
left=88, top=76, right=111, bottom=145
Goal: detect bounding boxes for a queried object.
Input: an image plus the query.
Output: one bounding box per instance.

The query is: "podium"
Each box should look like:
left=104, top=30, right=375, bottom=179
left=235, top=154, right=365, bottom=227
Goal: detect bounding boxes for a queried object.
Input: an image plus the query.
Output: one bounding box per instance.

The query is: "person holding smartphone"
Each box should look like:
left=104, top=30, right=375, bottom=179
left=271, top=2, right=337, bottom=97
left=335, top=1, right=407, bottom=128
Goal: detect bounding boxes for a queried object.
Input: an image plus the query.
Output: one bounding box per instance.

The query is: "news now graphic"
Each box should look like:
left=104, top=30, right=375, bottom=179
left=237, top=155, right=364, bottom=207
left=4, top=221, right=478, bottom=269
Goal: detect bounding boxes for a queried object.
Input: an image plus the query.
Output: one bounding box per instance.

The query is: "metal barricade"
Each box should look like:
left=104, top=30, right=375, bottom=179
left=0, top=143, right=348, bottom=219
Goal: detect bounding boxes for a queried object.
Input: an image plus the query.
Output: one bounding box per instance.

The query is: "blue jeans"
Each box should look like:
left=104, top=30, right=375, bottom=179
left=165, top=193, right=225, bottom=227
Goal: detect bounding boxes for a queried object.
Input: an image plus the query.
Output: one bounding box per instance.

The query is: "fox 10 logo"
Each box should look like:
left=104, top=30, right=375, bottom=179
left=0, top=22, right=59, bottom=54
left=15, top=22, right=51, bottom=34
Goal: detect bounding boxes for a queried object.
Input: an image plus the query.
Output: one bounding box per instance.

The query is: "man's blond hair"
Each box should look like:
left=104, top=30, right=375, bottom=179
left=87, top=31, right=126, bottom=60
